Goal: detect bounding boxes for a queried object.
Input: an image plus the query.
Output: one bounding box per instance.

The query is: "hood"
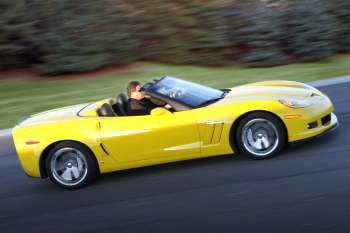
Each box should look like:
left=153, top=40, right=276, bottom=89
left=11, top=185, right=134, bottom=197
left=17, top=103, right=88, bottom=127
left=218, top=80, right=314, bottom=104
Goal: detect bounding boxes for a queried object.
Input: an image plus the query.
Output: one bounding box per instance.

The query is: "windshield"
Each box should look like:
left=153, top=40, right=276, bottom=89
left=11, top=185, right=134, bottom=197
left=146, top=76, right=224, bottom=108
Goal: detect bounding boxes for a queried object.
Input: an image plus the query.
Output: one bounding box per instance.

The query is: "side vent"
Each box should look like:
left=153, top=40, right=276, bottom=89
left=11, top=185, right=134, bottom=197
left=321, top=114, right=331, bottom=126
left=211, top=123, right=224, bottom=144
left=200, top=121, right=224, bottom=145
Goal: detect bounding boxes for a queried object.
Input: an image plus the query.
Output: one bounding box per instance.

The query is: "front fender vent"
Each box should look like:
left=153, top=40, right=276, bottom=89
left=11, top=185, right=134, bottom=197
left=321, top=114, right=331, bottom=126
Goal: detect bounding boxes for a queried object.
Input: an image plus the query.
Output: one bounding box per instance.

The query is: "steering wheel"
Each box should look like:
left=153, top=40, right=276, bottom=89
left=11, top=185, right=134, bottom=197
left=169, top=89, right=184, bottom=99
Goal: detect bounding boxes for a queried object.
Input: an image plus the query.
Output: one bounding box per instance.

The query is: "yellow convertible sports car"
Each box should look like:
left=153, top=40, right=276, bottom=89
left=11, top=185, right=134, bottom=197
left=13, top=76, right=338, bottom=189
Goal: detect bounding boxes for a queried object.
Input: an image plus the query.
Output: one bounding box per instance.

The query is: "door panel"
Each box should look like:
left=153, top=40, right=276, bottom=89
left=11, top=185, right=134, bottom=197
left=98, top=110, right=200, bottom=163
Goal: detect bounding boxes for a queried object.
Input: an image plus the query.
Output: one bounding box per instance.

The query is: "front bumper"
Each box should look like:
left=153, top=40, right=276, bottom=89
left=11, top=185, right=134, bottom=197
left=278, top=86, right=340, bottom=142
left=287, top=111, right=338, bottom=142
left=290, top=117, right=339, bottom=145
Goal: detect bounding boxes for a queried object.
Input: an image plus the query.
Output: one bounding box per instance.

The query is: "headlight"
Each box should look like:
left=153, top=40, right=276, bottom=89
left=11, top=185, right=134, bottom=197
left=279, top=99, right=311, bottom=108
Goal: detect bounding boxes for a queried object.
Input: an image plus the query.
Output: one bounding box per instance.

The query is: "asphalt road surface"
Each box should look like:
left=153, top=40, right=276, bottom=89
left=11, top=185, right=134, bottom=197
left=1, top=82, right=350, bottom=233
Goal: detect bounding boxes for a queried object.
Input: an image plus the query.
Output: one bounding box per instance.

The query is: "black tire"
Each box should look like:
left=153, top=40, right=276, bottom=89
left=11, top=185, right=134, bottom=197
left=45, top=141, right=97, bottom=189
left=235, top=112, right=286, bottom=159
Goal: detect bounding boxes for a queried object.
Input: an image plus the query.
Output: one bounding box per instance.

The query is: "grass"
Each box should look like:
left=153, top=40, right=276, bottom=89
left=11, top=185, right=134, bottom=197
left=0, top=55, right=349, bottom=129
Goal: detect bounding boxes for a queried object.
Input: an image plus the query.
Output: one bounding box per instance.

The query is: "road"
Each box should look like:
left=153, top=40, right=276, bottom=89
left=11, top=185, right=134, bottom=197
left=1, top=81, right=350, bottom=233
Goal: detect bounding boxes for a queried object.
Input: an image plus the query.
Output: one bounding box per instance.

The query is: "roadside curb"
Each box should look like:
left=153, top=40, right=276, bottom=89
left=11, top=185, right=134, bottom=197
left=0, top=128, right=14, bottom=156
left=0, top=128, right=12, bottom=137
left=308, top=75, right=350, bottom=88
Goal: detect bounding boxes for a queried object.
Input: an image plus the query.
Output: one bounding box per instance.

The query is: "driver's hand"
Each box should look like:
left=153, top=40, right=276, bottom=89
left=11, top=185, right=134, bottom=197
left=164, top=104, right=172, bottom=109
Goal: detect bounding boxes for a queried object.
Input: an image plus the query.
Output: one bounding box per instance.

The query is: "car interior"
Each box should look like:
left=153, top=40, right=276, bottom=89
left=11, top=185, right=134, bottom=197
left=96, top=93, right=170, bottom=117
left=95, top=78, right=198, bottom=117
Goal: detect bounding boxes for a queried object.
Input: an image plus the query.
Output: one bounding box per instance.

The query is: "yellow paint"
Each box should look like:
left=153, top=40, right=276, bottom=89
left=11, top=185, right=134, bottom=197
left=12, top=80, right=338, bottom=178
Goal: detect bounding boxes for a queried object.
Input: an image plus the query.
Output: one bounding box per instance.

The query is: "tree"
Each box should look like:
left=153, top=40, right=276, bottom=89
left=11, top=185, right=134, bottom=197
left=330, top=0, right=350, bottom=52
left=0, top=0, right=36, bottom=69
left=224, top=0, right=286, bottom=66
left=29, top=0, right=140, bottom=74
left=284, top=0, right=336, bottom=61
left=185, top=1, right=230, bottom=65
left=128, top=0, right=230, bottom=65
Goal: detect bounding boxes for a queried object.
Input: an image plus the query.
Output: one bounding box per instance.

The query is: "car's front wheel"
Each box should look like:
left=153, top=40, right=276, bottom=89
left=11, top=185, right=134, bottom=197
left=45, top=142, right=97, bottom=189
left=235, top=112, right=286, bottom=159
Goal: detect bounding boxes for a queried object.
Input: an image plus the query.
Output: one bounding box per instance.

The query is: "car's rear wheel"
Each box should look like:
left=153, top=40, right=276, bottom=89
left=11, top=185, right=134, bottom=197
left=235, top=112, right=286, bottom=159
left=45, top=142, right=97, bottom=189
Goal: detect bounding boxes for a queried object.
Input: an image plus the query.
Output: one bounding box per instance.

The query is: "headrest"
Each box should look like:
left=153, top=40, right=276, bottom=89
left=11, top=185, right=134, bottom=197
left=97, top=103, right=115, bottom=117
left=112, top=93, right=128, bottom=116
left=117, top=93, right=127, bottom=105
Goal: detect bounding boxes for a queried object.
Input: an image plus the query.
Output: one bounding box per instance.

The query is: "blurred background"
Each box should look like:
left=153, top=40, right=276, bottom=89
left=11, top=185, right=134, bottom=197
left=1, top=0, right=349, bottom=129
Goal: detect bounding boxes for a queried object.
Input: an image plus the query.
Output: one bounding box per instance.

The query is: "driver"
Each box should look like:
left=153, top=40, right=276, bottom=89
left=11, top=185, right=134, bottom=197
left=126, top=81, right=158, bottom=116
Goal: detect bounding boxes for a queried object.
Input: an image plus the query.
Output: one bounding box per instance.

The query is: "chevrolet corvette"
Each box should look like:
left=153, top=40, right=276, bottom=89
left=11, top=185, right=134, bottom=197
left=12, top=76, right=338, bottom=189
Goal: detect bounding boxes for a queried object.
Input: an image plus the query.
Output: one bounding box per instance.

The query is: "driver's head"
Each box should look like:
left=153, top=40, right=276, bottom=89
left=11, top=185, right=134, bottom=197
left=127, top=81, right=145, bottom=100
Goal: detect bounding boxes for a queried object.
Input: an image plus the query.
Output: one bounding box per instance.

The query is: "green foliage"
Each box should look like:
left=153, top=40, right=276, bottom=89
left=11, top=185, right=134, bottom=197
left=129, top=0, right=229, bottom=65
left=187, top=2, right=231, bottom=65
left=0, top=0, right=348, bottom=73
left=224, top=1, right=287, bottom=66
left=30, top=0, right=140, bottom=74
left=284, top=0, right=336, bottom=61
left=330, top=0, right=350, bottom=52
left=0, top=0, right=36, bottom=68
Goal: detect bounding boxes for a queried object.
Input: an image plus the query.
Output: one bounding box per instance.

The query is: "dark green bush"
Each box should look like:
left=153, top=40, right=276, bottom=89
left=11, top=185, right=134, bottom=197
left=0, top=0, right=36, bottom=69
left=330, top=0, right=350, bottom=52
left=224, top=1, right=287, bottom=66
left=283, top=0, right=336, bottom=61
left=0, top=0, right=348, bottom=74
left=129, top=0, right=229, bottom=65
left=31, top=0, right=140, bottom=74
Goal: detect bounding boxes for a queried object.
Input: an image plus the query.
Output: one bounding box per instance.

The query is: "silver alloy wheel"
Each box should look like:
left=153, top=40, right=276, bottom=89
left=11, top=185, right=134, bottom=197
left=50, top=147, right=88, bottom=186
left=241, top=118, right=279, bottom=157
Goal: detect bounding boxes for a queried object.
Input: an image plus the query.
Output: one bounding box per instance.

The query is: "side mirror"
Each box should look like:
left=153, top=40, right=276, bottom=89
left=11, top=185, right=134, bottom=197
left=151, top=107, right=172, bottom=116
